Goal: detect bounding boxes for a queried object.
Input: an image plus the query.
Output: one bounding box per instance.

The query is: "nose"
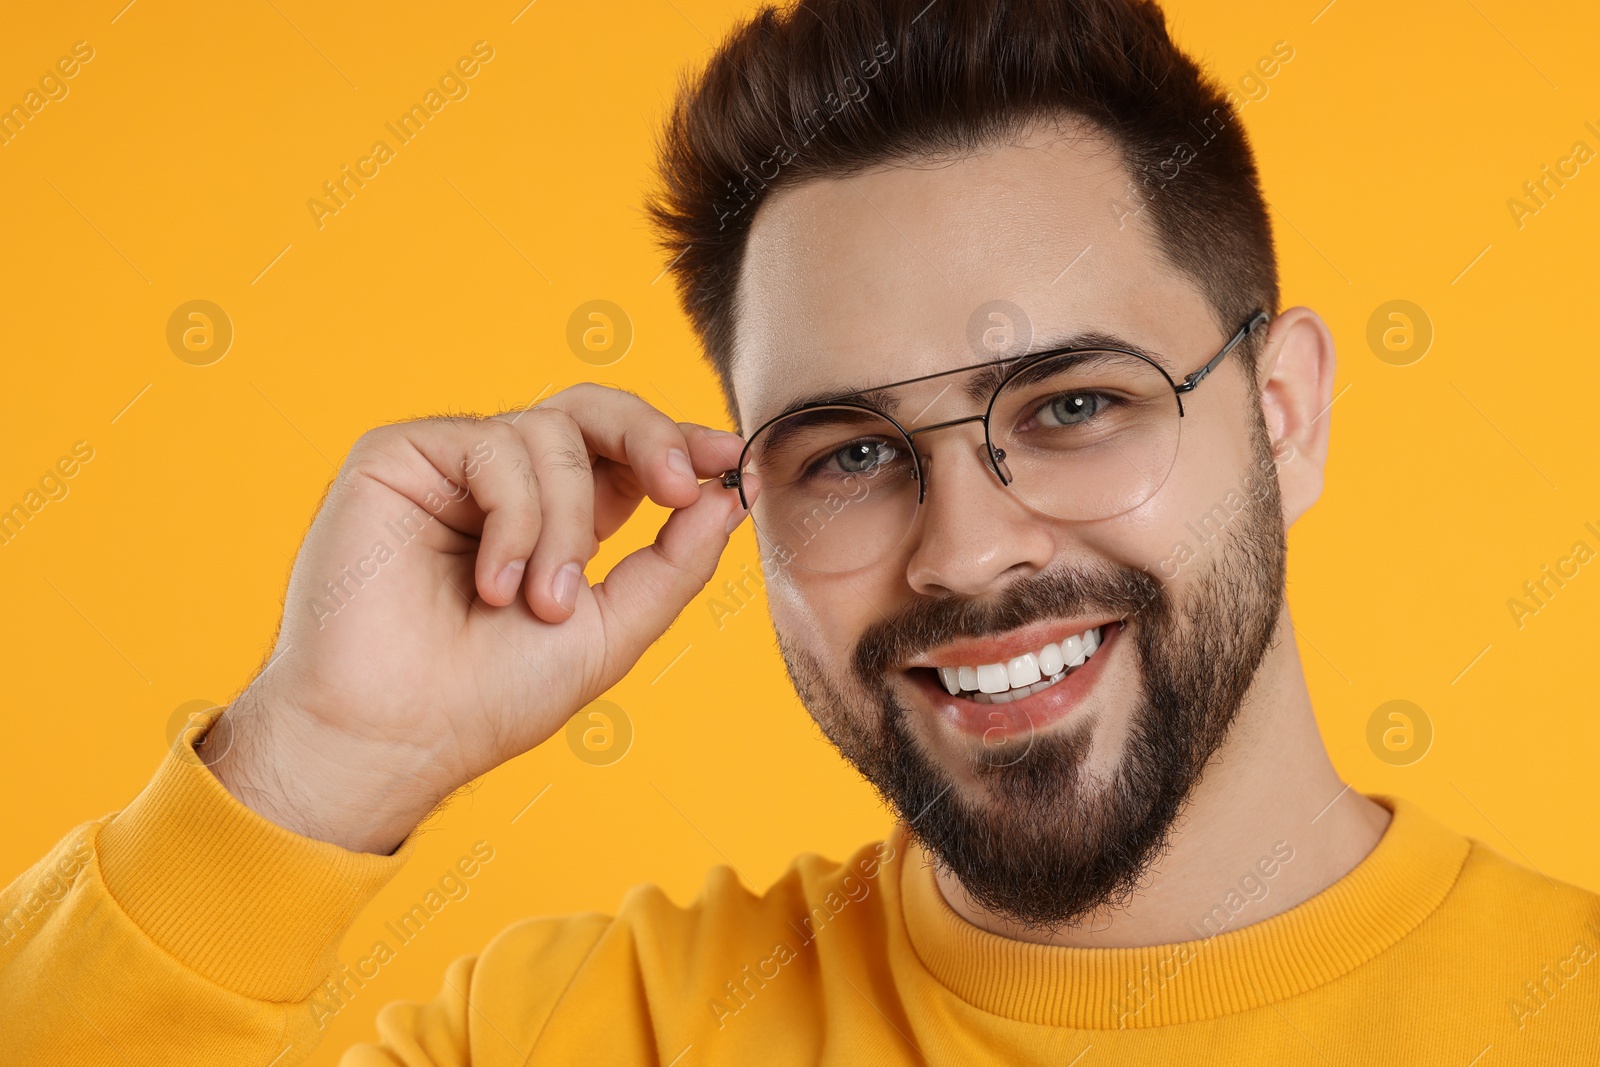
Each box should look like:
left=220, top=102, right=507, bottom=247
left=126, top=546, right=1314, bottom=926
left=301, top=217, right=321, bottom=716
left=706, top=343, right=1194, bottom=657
left=901, top=426, right=1057, bottom=598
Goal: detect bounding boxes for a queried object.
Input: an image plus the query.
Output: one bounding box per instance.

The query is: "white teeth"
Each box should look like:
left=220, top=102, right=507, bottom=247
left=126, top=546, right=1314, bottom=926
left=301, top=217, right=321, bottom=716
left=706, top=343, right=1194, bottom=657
left=1063, top=634, right=1085, bottom=667
left=973, top=671, right=1065, bottom=704
left=976, top=663, right=1010, bottom=694
left=932, top=626, right=1106, bottom=700
left=1006, top=653, right=1041, bottom=688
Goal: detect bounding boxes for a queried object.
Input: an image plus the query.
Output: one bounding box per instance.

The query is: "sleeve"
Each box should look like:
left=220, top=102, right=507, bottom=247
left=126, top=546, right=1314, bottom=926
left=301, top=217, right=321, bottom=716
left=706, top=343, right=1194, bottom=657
left=0, top=709, right=429, bottom=1066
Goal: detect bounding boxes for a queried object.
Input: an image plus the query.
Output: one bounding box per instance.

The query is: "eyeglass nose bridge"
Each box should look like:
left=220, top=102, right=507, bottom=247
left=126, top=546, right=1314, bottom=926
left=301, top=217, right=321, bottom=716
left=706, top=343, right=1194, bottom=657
left=902, top=413, right=1012, bottom=501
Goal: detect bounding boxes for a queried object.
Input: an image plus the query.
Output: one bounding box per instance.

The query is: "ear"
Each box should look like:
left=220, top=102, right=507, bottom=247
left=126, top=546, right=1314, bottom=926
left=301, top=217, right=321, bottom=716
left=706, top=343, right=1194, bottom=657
left=1255, top=307, right=1336, bottom=526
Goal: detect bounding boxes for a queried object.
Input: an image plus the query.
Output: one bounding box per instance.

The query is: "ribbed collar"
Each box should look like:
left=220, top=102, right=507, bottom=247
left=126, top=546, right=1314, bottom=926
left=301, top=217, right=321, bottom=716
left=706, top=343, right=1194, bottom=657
left=897, top=794, right=1468, bottom=1028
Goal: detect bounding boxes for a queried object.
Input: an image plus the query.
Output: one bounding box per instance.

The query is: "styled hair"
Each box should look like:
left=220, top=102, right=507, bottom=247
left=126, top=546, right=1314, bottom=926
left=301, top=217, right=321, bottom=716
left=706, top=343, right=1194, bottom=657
left=646, top=0, right=1279, bottom=419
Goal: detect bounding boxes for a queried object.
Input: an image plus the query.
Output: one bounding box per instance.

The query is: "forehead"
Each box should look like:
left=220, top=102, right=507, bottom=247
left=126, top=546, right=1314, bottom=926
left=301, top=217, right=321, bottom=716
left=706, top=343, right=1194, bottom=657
left=730, top=120, right=1214, bottom=431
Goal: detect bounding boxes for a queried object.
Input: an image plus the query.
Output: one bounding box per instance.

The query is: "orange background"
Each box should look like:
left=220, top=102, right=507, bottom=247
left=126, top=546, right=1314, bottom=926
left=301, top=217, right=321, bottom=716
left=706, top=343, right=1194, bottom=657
left=2, top=1, right=1597, bottom=1060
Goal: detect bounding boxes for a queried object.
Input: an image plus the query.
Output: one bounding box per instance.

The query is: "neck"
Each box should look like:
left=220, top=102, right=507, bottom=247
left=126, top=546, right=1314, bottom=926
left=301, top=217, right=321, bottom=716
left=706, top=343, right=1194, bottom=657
left=933, top=602, right=1392, bottom=948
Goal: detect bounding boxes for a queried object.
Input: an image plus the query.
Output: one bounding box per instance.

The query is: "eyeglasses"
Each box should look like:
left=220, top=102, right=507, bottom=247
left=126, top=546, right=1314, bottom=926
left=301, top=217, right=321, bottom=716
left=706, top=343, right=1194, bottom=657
left=722, top=311, right=1271, bottom=574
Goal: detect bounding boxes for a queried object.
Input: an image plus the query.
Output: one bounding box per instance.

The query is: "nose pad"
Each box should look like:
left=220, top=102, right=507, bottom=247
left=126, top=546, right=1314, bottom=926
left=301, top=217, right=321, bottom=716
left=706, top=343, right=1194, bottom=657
left=987, top=444, right=1012, bottom=486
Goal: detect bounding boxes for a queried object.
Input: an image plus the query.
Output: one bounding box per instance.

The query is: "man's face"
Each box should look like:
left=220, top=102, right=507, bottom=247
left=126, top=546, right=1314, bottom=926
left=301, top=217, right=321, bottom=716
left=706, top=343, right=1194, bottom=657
left=730, top=121, right=1289, bottom=931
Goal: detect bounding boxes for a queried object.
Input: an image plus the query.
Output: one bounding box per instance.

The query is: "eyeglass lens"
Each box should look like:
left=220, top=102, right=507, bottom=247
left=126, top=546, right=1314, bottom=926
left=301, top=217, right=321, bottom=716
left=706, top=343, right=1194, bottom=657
left=741, top=350, right=1184, bottom=574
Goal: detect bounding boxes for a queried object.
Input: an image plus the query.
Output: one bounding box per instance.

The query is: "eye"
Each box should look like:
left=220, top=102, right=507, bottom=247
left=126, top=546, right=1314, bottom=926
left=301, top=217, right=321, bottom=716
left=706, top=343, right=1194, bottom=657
left=1035, top=392, right=1103, bottom=427
left=828, top=438, right=899, bottom=474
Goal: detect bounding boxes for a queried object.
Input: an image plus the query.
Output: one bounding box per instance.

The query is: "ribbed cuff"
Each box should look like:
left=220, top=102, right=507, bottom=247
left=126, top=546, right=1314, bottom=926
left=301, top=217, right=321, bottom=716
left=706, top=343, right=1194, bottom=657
left=96, top=706, right=415, bottom=1003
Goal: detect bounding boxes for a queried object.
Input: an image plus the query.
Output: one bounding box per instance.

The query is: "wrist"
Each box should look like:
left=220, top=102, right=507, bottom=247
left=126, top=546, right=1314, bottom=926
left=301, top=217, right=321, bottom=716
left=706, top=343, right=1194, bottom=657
left=200, top=687, right=456, bottom=855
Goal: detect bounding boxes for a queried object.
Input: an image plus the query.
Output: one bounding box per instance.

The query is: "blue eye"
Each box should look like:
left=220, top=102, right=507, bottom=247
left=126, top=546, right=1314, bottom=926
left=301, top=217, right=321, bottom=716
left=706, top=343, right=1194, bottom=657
left=1037, top=393, right=1102, bottom=427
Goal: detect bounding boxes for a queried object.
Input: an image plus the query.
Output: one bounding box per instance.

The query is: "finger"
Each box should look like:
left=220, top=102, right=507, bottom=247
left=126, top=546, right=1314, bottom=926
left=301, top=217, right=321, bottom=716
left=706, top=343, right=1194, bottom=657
left=590, top=425, right=748, bottom=547
left=590, top=479, right=750, bottom=672
left=678, top=423, right=746, bottom=479
left=510, top=409, right=598, bottom=622
left=590, top=456, right=648, bottom=543
left=537, top=384, right=702, bottom=510
left=361, top=419, right=544, bottom=608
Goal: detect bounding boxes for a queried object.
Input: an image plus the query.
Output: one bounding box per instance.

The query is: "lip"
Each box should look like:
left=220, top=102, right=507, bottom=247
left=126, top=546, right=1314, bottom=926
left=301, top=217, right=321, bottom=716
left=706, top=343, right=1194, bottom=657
left=903, top=616, right=1122, bottom=670
left=905, top=620, right=1123, bottom=739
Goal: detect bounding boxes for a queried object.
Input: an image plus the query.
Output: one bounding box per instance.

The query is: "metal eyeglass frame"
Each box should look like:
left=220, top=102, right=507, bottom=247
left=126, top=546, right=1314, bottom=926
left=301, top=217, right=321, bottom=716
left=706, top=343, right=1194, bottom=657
left=721, top=309, right=1272, bottom=508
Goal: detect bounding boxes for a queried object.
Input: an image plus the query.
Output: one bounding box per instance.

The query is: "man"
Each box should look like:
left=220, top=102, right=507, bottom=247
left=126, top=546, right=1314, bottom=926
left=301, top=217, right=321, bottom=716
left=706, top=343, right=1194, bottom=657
left=5, top=0, right=1597, bottom=1062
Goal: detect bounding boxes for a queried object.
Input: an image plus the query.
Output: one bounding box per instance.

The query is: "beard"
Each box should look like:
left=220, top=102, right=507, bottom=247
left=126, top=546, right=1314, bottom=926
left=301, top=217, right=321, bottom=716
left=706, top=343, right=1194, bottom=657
left=776, top=431, right=1289, bottom=933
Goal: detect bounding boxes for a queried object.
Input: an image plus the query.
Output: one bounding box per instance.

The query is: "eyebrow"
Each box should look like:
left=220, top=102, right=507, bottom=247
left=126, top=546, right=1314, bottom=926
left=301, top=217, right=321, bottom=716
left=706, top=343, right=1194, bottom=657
left=754, top=404, right=897, bottom=459
left=758, top=329, right=1174, bottom=426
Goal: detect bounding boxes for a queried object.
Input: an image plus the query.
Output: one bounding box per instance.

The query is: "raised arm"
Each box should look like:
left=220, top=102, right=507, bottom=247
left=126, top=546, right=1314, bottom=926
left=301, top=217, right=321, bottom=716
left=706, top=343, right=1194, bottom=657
left=1, top=388, right=752, bottom=1065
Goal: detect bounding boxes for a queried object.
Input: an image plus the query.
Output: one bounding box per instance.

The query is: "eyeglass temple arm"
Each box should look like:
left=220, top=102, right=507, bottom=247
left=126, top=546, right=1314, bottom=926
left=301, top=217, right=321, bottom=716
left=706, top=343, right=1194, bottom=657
left=1173, top=311, right=1272, bottom=395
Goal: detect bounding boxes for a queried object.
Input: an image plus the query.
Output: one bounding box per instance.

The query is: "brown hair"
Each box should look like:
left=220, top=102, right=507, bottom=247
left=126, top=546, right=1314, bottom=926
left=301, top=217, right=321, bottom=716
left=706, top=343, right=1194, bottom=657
left=647, top=0, right=1279, bottom=419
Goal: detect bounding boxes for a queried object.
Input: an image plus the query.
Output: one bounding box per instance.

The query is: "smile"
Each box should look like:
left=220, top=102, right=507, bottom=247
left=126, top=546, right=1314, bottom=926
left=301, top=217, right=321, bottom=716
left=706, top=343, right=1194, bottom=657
left=932, top=626, right=1105, bottom=704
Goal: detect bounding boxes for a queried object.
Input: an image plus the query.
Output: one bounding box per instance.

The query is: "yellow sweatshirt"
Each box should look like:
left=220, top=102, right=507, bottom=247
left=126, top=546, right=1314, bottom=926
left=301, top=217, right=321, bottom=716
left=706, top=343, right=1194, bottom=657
left=5, top=714, right=1599, bottom=1065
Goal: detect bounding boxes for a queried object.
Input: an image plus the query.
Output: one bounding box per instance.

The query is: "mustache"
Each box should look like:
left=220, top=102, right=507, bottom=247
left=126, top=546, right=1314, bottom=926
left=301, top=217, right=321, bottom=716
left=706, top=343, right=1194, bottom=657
left=852, top=559, right=1167, bottom=683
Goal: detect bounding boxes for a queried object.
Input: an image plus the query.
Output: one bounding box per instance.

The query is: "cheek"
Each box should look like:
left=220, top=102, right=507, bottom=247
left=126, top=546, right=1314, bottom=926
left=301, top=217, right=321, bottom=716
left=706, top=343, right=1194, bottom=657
left=1069, top=485, right=1204, bottom=581
left=1068, top=413, right=1262, bottom=589
left=766, top=567, right=894, bottom=663
left=1149, top=404, right=1261, bottom=533
left=765, top=572, right=846, bottom=650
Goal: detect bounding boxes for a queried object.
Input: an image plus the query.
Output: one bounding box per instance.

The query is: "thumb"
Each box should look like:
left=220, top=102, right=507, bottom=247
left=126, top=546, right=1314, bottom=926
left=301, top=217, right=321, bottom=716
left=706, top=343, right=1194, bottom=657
left=590, top=478, right=751, bottom=671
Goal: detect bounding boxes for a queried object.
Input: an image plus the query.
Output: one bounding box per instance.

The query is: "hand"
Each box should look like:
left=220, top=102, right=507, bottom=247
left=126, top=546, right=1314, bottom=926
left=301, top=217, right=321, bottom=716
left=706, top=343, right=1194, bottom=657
left=202, top=385, right=753, bottom=853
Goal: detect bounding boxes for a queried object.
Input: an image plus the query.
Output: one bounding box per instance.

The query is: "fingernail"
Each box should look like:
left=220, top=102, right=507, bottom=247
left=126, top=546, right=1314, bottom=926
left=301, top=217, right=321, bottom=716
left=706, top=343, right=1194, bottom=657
left=496, top=559, right=526, bottom=602
left=552, top=561, right=583, bottom=613
left=666, top=448, right=696, bottom=486
left=725, top=501, right=748, bottom=534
